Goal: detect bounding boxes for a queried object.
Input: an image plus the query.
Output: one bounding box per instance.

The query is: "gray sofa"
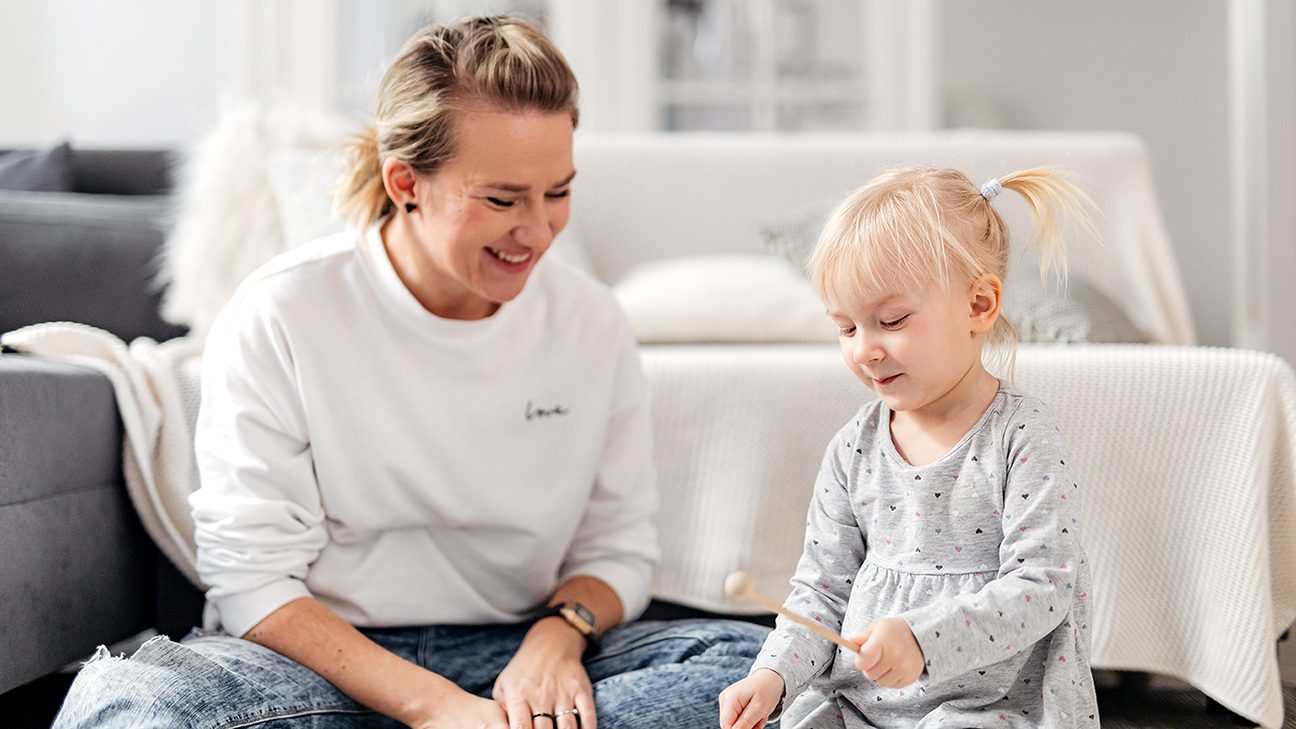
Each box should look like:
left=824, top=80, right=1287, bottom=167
left=0, top=149, right=203, bottom=725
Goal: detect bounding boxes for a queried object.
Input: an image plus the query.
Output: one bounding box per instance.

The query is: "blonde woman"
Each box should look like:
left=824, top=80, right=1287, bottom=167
left=54, top=16, right=766, bottom=729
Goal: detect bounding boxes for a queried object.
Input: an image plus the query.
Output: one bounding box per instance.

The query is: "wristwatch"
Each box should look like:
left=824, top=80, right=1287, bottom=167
left=538, top=601, right=599, bottom=643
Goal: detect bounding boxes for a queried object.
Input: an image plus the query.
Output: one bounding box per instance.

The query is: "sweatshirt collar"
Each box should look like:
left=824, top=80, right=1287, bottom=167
left=358, top=217, right=535, bottom=341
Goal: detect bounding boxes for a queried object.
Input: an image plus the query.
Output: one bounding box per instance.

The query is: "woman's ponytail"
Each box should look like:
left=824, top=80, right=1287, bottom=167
left=332, top=125, right=392, bottom=231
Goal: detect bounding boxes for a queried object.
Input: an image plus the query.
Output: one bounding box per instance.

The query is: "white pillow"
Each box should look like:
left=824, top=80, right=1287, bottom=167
left=613, top=254, right=836, bottom=344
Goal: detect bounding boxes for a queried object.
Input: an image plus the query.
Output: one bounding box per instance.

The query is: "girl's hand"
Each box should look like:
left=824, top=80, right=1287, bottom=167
left=851, top=617, right=926, bottom=688
left=411, top=690, right=509, bottom=729
left=493, top=618, right=596, bottom=729
left=718, top=668, right=785, bottom=729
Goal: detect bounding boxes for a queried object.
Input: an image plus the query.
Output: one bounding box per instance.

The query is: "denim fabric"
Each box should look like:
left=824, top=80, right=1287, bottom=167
left=53, top=618, right=770, bottom=728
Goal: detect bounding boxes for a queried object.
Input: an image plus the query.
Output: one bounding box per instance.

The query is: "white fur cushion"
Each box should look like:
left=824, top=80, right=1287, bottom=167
left=159, top=107, right=351, bottom=338
left=265, top=146, right=348, bottom=250
left=612, top=255, right=836, bottom=343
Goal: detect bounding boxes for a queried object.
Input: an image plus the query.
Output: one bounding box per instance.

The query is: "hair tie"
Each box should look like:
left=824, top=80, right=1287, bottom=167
left=980, top=178, right=1003, bottom=201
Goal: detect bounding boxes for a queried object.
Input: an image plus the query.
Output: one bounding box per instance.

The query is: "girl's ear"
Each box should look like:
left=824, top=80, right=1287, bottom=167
left=381, top=157, right=419, bottom=210
left=969, top=274, right=1002, bottom=334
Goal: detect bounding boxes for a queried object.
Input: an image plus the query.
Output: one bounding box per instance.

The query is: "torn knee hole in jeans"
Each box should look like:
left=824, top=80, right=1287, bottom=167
left=83, top=634, right=173, bottom=666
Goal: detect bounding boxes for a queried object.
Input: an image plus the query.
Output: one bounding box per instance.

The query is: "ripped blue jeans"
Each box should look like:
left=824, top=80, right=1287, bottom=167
left=52, top=618, right=770, bottom=728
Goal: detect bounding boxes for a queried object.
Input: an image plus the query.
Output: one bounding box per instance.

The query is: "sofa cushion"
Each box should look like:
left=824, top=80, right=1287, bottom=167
left=0, top=191, right=187, bottom=341
left=1009, top=273, right=1150, bottom=344
left=613, top=254, right=836, bottom=344
left=0, top=142, right=75, bottom=193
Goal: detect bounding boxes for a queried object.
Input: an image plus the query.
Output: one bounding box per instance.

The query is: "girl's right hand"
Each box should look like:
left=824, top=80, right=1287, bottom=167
left=718, top=668, right=785, bottom=729
left=411, top=690, right=509, bottom=729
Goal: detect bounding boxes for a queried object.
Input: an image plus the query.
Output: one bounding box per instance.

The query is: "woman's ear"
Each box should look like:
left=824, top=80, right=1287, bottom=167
left=381, top=157, right=419, bottom=210
left=968, top=274, right=1002, bottom=334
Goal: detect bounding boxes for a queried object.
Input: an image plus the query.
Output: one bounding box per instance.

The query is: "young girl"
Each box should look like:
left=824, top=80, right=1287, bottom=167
left=719, top=167, right=1100, bottom=728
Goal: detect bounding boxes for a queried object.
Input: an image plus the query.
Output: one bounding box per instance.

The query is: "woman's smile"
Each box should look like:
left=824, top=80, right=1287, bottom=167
left=486, top=246, right=532, bottom=265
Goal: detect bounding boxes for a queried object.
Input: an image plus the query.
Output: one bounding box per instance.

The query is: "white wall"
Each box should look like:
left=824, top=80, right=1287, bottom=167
left=0, top=1, right=237, bottom=147
left=940, top=0, right=1232, bottom=346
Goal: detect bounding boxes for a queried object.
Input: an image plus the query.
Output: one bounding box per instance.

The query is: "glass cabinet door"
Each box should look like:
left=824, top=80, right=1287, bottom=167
left=658, top=0, right=868, bottom=131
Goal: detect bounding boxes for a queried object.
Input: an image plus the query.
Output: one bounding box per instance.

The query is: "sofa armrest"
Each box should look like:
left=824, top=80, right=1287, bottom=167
left=0, top=355, right=156, bottom=694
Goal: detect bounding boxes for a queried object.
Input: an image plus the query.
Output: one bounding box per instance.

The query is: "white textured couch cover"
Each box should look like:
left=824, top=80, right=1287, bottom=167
left=642, top=344, right=1296, bottom=729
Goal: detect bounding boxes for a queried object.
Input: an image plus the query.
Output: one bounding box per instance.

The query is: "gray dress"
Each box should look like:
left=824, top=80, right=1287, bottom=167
left=752, top=382, right=1099, bottom=728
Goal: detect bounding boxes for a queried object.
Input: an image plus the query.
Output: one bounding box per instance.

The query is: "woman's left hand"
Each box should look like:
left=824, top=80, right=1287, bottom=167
left=494, top=617, right=596, bottom=729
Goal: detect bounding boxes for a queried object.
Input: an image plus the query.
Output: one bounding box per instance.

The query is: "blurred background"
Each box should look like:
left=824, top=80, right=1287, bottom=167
left=0, top=0, right=1291, bottom=362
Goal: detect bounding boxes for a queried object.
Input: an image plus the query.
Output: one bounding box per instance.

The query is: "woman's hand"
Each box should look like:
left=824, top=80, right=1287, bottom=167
left=851, top=617, right=925, bottom=688
left=410, top=690, right=509, bottom=729
left=493, top=617, right=596, bottom=729
left=718, top=667, right=784, bottom=729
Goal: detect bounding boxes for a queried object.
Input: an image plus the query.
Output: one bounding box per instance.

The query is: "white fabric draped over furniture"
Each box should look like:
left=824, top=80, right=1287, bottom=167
left=643, top=343, right=1296, bottom=728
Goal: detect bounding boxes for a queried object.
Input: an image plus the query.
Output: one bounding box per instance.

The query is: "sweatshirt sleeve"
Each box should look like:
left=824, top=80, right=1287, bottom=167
left=557, top=317, right=659, bottom=622
left=750, top=421, right=865, bottom=712
left=900, top=399, right=1084, bottom=684
left=190, top=288, right=328, bottom=637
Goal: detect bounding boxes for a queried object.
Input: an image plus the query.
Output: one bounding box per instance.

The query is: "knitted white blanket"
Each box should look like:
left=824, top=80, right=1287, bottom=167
left=642, top=343, right=1296, bottom=729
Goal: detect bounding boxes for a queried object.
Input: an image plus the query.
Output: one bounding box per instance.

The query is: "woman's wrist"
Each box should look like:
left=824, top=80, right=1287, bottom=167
left=526, top=615, right=588, bottom=658
left=394, top=671, right=466, bottom=726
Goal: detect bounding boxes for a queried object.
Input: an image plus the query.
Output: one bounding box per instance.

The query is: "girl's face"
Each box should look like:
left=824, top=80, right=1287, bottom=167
left=826, top=277, right=997, bottom=417
left=389, top=107, right=575, bottom=320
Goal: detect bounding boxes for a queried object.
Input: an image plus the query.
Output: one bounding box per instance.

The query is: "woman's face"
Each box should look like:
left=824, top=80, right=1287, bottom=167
left=394, top=107, right=575, bottom=319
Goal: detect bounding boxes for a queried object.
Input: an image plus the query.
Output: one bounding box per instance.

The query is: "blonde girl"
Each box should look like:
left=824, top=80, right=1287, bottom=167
left=720, top=168, right=1100, bottom=728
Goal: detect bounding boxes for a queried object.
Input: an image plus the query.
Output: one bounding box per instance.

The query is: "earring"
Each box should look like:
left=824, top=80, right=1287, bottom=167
left=404, top=202, right=417, bottom=213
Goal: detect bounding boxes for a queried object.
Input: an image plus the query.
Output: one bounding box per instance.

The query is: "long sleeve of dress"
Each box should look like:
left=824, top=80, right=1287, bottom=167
left=751, top=421, right=867, bottom=708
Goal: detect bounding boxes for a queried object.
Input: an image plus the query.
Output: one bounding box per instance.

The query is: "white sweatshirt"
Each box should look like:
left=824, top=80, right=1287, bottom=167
left=191, top=222, right=659, bottom=638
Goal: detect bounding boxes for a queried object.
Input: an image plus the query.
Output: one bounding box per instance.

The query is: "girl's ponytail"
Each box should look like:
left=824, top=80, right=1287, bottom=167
left=995, top=167, right=1097, bottom=287
left=985, top=167, right=1097, bottom=376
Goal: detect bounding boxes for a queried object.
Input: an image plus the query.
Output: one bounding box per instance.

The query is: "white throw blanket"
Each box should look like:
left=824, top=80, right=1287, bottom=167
left=642, top=343, right=1296, bottom=729
left=1, top=323, right=206, bottom=587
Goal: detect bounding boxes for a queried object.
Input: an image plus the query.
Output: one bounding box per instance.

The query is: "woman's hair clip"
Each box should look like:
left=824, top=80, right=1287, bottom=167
left=980, top=178, right=1003, bottom=201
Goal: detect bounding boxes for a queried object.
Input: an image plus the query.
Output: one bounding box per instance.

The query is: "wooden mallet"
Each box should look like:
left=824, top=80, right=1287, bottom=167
left=725, top=570, right=860, bottom=655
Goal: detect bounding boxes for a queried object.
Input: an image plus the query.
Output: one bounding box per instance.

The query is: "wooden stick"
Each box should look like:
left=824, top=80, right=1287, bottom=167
left=725, top=571, right=860, bottom=654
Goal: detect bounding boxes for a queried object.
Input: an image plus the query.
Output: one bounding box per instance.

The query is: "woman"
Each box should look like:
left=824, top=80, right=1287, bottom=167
left=54, top=16, right=767, bottom=729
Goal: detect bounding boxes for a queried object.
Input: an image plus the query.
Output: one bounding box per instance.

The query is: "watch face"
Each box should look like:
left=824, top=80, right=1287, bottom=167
left=562, top=602, right=596, bottom=634
left=571, top=602, right=594, bottom=624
